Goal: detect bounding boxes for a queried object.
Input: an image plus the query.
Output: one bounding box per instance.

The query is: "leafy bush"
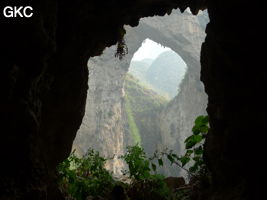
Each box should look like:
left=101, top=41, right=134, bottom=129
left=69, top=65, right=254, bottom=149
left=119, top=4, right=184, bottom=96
left=57, top=115, right=210, bottom=200
left=121, top=144, right=151, bottom=180
left=180, top=115, right=209, bottom=173
left=57, top=149, right=114, bottom=200
left=128, top=175, right=171, bottom=200
left=58, top=145, right=171, bottom=200
left=115, top=36, right=128, bottom=60
left=121, top=144, right=171, bottom=200
left=147, top=115, right=209, bottom=176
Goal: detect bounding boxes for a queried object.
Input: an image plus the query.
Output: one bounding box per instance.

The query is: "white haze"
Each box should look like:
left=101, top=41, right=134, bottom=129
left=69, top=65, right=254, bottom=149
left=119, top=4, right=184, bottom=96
left=132, top=39, right=171, bottom=61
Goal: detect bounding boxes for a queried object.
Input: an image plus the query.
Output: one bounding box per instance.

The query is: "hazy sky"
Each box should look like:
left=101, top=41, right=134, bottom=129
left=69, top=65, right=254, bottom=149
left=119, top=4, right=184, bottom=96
left=132, top=39, right=171, bottom=61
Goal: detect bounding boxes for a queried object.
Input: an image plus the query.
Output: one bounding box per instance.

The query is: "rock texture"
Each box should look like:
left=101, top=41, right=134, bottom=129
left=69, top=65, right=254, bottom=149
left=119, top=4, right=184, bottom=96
left=200, top=1, right=267, bottom=200
left=123, top=74, right=168, bottom=155
left=155, top=10, right=208, bottom=177
left=1, top=0, right=204, bottom=198
left=73, top=47, right=130, bottom=175
left=74, top=9, right=208, bottom=177
left=1, top=0, right=266, bottom=199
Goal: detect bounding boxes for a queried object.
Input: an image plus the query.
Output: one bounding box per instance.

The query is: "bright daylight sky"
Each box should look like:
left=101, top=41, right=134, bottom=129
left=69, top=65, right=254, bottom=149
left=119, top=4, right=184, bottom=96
left=132, top=39, right=171, bottom=61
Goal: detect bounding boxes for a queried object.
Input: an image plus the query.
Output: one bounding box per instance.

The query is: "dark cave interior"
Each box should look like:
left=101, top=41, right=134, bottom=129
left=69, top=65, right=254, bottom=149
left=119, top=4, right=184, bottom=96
left=0, top=0, right=266, bottom=199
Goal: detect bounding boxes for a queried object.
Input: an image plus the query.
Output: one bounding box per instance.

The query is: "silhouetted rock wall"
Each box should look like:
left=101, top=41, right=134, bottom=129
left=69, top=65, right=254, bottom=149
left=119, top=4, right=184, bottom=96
left=1, top=0, right=265, bottom=199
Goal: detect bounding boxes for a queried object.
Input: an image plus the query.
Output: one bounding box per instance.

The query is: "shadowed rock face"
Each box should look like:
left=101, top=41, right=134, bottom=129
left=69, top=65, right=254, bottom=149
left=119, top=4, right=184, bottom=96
left=200, top=1, right=267, bottom=199
left=73, top=9, right=208, bottom=177
left=1, top=1, right=200, bottom=198
left=0, top=0, right=265, bottom=199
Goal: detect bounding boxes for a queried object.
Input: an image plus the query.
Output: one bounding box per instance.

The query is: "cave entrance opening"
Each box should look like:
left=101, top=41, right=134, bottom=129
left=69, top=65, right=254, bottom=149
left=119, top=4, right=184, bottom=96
left=124, top=38, right=189, bottom=177
left=73, top=8, right=209, bottom=178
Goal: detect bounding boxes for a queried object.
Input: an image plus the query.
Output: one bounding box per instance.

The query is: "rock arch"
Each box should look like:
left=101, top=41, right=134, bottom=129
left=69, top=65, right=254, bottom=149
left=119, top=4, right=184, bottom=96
left=73, top=9, right=208, bottom=176
left=1, top=0, right=264, bottom=199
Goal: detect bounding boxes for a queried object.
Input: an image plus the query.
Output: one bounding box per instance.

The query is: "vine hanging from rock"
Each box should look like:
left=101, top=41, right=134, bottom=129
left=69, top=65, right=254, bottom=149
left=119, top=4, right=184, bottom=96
left=115, top=28, right=128, bottom=60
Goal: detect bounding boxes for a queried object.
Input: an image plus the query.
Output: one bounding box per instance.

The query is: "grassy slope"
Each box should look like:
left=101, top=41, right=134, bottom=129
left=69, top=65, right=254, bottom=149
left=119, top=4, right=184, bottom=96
left=124, top=93, right=142, bottom=146
left=124, top=74, right=168, bottom=152
left=125, top=74, right=168, bottom=112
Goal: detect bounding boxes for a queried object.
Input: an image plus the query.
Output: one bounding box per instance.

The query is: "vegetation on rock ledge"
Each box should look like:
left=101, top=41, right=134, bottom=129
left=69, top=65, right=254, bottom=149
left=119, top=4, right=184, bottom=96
left=58, top=115, right=210, bottom=200
left=124, top=74, right=168, bottom=147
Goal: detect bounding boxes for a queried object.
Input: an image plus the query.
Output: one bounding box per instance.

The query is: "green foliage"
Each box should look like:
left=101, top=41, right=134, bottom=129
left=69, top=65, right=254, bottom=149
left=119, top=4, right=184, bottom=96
left=125, top=74, right=168, bottom=113
left=58, top=115, right=210, bottom=200
left=182, top=115, right=209, bottom=173
left=115, top=36, right=128, bottom=60
left=128, top=175, right=171, bottom=200
left=121, top=144, right=171, bottom=200
left=121, top=144, right=151, bottom=180
left=58, top=145, right=171, bottom=200
left=57, top=149, right=114, bottom=200
left=185, top=135, right=203, bottom=149
left=192, top=115, right=209, bottom=135
left=147, top=115, right=209, bottom=176
left=124, top=74, right=168, bottom=149
left=158, top=158, right=163, bottom=166
left=124, top=94, right=142, bottom=145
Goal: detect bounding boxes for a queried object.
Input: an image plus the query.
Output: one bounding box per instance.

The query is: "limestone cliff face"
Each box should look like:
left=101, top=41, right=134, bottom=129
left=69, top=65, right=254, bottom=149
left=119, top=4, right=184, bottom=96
left=73, top=47, right=131, bottom=175
left=158, top=72, right=207, bottom=177
left=2, top=0, right=264, bottom=198
left=73, top=9, right=208, bottom=176
left=156, top=11, right=209, bottom=177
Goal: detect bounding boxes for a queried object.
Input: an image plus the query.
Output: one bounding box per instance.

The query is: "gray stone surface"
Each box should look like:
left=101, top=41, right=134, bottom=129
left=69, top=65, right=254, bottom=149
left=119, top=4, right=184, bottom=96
left=73, top=9, right=208, bottom=177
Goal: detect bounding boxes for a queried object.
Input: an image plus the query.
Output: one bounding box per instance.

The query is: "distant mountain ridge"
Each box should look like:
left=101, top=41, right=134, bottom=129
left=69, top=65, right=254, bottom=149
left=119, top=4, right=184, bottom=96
left=124, top=74, right=167, bottom=154
left=73, top=9, right=208, bottom=177
left=128, top=58, right=153, bottom=82
left=129, top=50, right=187, bottom=99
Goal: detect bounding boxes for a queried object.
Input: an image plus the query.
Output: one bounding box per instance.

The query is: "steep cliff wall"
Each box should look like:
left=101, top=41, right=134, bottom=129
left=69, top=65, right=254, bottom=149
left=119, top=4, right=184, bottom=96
left=2, top=0, right=265, bottom=199
left=72, top=46, right=131, bottom=175
left=156, top=10, right=208, bottom=177
left=74, top=9, right=208, bottom=176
